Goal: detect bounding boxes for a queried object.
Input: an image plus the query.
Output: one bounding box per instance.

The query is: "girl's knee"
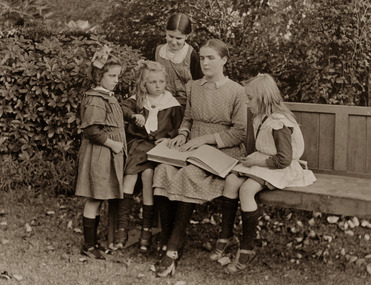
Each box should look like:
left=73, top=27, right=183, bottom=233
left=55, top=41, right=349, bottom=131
left=240, top=179, right=263, bottom=197
left=224, top=174, right=244, bottom=197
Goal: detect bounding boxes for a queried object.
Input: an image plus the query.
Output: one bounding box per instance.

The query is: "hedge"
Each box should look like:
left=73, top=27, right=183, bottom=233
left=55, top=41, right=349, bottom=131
left=0, top=32, right=143, bottom=160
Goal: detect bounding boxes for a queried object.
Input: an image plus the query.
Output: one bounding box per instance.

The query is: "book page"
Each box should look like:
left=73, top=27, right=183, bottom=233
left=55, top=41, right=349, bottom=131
left=232, top=163, right=251, bottom=174
left=147, top=141, right=195, bottom=167
left=187, top=145, right=238, bottom=178
left=231, top=152, right=270, bottom=174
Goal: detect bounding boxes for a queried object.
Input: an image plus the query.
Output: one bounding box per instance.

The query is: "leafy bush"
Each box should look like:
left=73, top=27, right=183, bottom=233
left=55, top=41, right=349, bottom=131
left=103, top=0, right=371, bottom=105
left=0, top=31, right=143, bottom=160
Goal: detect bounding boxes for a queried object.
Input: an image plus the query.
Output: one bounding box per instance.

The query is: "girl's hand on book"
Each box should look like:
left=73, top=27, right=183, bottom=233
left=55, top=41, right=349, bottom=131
left=178, top=137, right=205, bottom=152
left=168, top=135, right=186, bottom=149
left=132, top=114, right=145, bottom=127
left=239, top=157, right=267, bottom=167
left=155, top=138, right=170, bottom=145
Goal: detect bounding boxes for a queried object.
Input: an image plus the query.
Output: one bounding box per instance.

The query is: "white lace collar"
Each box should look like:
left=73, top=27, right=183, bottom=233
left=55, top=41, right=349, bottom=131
left=158, top=43, right=190, bottom=64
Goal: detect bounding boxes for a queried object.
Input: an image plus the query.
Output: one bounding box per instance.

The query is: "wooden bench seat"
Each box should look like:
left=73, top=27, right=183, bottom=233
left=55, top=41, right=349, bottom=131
left=257, top=173, right=371, bottom=218
left=247, top=102, right=371, bottom=218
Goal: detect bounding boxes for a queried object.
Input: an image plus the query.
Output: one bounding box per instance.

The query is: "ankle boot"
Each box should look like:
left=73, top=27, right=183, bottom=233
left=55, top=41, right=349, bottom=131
left=114, top=193, right=133, bottom=248
left=240, top=209, right=260, bottom=250
left=139, top=204, right=154, bottom=252
left=81, top=217, right=105, bottom=259
left=209, top=197, right=238, bottom=261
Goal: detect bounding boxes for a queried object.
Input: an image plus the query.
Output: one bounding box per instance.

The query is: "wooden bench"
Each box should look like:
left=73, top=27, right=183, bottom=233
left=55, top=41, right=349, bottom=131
left=108, top=102, right=371, bottom=248
left=245, top=103, right=371, bottom=218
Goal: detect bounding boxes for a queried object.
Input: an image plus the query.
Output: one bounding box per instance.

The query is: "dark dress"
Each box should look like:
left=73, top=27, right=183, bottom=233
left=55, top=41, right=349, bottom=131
left=122, top=91, right=183, bottom=175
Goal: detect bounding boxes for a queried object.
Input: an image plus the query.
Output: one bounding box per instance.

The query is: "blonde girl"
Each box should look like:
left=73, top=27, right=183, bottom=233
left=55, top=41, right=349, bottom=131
left=210, top=73, right=316, bottom=274
left=113, top=60, right=182, bottom=252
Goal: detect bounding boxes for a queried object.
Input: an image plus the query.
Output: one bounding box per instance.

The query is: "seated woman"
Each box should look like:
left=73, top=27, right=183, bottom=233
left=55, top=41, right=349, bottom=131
left=153, top=39, right=247, bottom=277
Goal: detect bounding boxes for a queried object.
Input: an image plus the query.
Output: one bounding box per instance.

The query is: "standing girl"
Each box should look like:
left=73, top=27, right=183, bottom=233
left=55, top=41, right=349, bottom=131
left=75, top=46, right=126, bottom=259
left=153, top=39, right=247, bottom=277
left=155, top=13, right=203, bottom=113
left=113, top=60, right=183, bottom=252
left=210, top=73, right=316, bottom=274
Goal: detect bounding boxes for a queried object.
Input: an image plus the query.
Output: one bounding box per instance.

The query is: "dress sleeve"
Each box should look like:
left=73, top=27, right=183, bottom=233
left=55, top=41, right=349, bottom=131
left=168, top=106, right=183, bottom=138
left=266, top=126, right=293, bottom=169
left=121, top=98, right=137, bottom=123
left=83, top=125, right=108, bottom=145
left=190, top=49, right=203, bottom=80
left=214, top=89, right=247, bottom=148
left=178, top=81, right=193, bottom=133
left=80, top=96, right=107, bottom=128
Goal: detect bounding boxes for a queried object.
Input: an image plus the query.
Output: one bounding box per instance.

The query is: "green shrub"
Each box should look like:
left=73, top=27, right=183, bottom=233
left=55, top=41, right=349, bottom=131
left=0, top=31, right=143, bottom=159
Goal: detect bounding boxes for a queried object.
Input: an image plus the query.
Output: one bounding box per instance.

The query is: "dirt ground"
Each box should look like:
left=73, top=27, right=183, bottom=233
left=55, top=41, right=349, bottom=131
left=1, top=187, right=371, bottom=285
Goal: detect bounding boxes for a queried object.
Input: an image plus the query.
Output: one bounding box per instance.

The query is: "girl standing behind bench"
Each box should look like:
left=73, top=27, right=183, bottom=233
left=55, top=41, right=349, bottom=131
left=155, top=13, right=203, bottom=113
left=210, top=73, right=316, bottom=274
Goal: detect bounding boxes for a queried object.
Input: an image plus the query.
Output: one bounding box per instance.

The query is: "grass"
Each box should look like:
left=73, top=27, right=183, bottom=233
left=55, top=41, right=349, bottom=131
left=1, top=186, right=371, bottom=285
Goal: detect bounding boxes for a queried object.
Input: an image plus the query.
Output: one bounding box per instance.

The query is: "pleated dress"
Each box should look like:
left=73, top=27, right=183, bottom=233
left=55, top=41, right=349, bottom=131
left=75, top=88, right=127, bottom=200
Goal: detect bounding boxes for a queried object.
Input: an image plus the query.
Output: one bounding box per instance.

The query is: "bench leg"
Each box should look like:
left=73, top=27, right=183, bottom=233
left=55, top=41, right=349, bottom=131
left=108, top=199, right=119, bottom=246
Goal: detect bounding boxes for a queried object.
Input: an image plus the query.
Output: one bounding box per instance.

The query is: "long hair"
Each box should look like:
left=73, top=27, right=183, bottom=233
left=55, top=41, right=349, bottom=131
left=244, top=73, right=295, bottom=122
left=135, top=60, right=167, bottom=110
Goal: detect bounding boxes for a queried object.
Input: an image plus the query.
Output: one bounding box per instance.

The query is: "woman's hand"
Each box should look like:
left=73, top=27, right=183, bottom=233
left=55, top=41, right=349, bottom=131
left=132, top=114, right=145, bottom=127
left=168, top=135, right=187, bottom=149
left=178, top=136, right=206, bottom=152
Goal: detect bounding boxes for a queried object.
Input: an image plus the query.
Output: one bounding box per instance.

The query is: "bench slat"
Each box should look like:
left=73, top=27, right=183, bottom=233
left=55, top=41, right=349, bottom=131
left=257, top=173, right=371, bottom=218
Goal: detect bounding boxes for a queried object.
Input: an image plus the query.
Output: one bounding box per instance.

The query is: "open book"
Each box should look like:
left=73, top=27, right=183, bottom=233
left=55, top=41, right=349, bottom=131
left=147, top=141, right=238, bottom=178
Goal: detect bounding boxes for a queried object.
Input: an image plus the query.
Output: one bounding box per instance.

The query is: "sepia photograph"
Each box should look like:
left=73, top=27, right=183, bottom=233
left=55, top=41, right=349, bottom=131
left=1, top=0, right=371, bottom=284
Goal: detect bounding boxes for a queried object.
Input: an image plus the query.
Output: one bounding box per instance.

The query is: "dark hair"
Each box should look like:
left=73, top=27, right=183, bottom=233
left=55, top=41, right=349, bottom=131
left=166, top=13, right=192, bottom=35
left=201, top=39, right=230, bottom=59
left=91, top=56, right=121, bottom=85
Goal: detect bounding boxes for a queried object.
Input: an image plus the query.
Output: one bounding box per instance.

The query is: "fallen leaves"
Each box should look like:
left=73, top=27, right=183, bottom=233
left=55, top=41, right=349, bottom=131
left=217, top=256, right=231, bottom=266
left=254, top=210, right=371, bottom=276
left=25, top=223, right=32, bottom=233
left=327, top=216, right=339, bottom=224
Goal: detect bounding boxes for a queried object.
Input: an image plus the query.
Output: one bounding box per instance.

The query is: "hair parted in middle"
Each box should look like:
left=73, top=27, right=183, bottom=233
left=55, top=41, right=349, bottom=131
left=201, top=38, right=230, bottom=59
left=244, top=73, right=295, bottom=121
left=134, top=60, right=168, bottom=110
left=166, top=13, right=192, bottom=35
